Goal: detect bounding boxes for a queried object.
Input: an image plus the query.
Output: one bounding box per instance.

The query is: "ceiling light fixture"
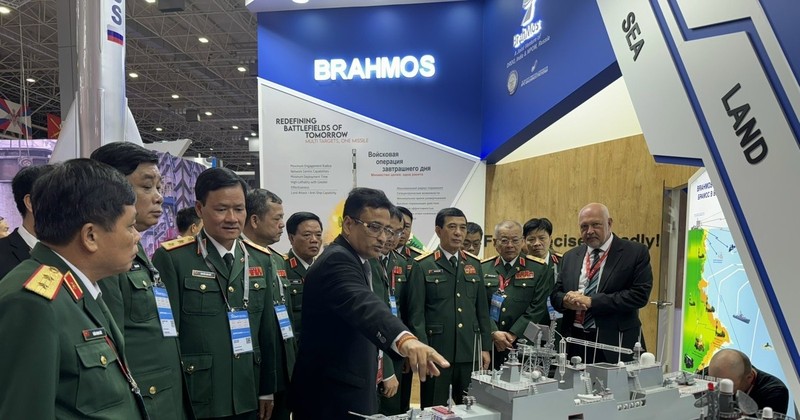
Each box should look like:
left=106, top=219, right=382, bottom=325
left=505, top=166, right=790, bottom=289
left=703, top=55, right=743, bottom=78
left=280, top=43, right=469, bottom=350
left=246, top=162, right=252, bottom=166
left=171, top=94, right=180, bottom=99
left=292, top=0, right=309, bottom=4
left=25, top=78, right=35, bottom=83
left=129, top=72, right=139, bottom=78
left=145, top=0, right=156, bottom=3
left=210, top=148, right=214, bottom=151
left=204, top=111, right=212, bottom=116
left=0, top=6, right=12, bottom=14
left=237, top=66, right=247, bottom=73
left=232, top=125, right=239, bottom=130
left=198, top=37, right=209, bottom=43
left=244, top=137, right=249, bottom=141
left=155, top=127, right=163, bottom=132
left=250, top=132, right=257, bottom=137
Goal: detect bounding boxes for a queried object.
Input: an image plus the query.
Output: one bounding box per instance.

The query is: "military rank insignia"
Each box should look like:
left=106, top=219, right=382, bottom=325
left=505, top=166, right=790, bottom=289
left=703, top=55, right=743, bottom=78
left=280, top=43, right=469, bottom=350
left=464, top=265, right=477, bottom=275
left=63, top=271, right=83, bottom=300
left=289, top=257, right=298, bottom=269
left=393, top=266, right=403, bottom=275
left=249, top=266, right=264, bottom=277
left=23, top=265, right=64, bottom=300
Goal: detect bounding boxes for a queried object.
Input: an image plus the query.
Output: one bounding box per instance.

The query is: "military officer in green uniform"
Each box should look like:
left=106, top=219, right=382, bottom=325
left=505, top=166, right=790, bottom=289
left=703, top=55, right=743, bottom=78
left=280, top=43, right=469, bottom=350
left=283, top=211, right=324, bottom=340
left=91, top=142, right=194, bottom=419
left=370, top=207, right=410, bottom=414
left=396, top=206, right=424, bottom=261
left=463, top=222, right=484, bottom=256
left=524, top=218, right=563, bottom=340
left=481, top=221, right=552, bottom=369
left=0, top=159, right=147, bottom=419
left=407, top=208, right=493, bottom=407
left=242, top=189, right=298, bottom=420
left=152, top=168, right=279, bottom=420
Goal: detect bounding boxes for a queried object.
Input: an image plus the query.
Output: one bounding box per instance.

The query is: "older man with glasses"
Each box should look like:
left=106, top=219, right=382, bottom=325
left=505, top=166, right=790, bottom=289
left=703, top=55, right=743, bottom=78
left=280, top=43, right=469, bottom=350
left=480, top=220, right=552, bottom=369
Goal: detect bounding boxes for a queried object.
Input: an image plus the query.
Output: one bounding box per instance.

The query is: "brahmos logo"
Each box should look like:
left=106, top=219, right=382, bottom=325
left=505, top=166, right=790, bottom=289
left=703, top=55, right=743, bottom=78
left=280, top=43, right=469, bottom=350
left=314, top=55, right=436, bottom=81
left=514, top=0, right=542, bottom=49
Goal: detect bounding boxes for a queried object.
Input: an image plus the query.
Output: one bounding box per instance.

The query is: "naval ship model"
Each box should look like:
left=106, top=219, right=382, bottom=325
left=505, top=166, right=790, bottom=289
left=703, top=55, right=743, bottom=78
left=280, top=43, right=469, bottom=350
left=354, top=322, right=792, bottom=420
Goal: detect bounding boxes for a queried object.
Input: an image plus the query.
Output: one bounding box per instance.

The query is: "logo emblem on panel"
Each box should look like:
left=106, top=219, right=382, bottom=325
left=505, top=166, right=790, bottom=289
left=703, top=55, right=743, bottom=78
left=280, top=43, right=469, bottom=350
left=507, top=70, right=519, bottom=96
left=514, top=0, right=542, bottom=48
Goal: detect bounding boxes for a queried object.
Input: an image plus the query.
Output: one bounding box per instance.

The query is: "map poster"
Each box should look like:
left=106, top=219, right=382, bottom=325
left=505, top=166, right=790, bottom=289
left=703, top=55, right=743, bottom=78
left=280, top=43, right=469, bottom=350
left=681, top=169, right=793, bottom=413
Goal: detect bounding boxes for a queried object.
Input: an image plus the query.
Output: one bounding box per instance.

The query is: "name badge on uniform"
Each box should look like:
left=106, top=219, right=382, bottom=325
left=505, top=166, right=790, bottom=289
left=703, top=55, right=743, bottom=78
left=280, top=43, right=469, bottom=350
left=490, top=293, right=505, bottom=322
left=154, top=286, right=178, bottom=337
left=82, top=327, right=107, bottom=341
left=228, top=310, right=254, bottom=355
left=274, top=304, right=294, bottom=340
left=428, top=269, right=443, bottom=275
left=191, top=269, right=216, bottom=279
left=389, top=295, right=398, bottom=317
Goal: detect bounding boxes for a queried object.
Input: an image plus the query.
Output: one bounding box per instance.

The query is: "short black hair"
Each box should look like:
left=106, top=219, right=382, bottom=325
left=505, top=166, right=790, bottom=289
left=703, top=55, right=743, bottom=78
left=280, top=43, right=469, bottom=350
left=246, top=189, right=282, bottom=220
left=32, top=159, right=135, bottom=246
left=523, top=217, right=554, bottom=237
left=176, top=207, right=200, bottom=234
left=11, top=164, right=55, bottom=217
left=435, top=207, right=466, bottom=228
left=286, top=211, right=322, bottom=235
left=343, top=187, right=393, bottom=219
left=397, top=206, right=413, bottom=221
left=195, top=168, right=248, bottom=204
left=466, top=222, right=483, bottom=236
left=89, top=142, right=158, bottom=176
left=389, top=206, right=404, bottom=223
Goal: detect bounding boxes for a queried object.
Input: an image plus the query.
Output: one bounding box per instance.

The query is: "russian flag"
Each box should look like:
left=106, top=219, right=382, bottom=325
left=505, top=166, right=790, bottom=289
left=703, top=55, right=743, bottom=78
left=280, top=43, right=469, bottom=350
left=107, top=26, right=124, bottom=46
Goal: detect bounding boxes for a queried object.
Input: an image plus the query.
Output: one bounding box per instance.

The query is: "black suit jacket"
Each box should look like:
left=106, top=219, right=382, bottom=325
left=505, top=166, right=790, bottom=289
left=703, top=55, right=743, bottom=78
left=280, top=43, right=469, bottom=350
left=0, top=229, right=31, bottom=280
left=289, top=235, right=408, bottom=419
left=551, top=234, right=653, bottom=361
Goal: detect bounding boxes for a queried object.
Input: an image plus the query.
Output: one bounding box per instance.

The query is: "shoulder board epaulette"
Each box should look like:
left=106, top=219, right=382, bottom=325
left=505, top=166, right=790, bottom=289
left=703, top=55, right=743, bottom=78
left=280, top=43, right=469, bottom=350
left=463, top=250, right=480, bottom=260
left=283, top=254, right=290, bottom=260
left=161, top=236, right=195, bottom=251
left=414, top=251, right=433, bottom=262
left=525, top=254, right=547, bottom=265
left=481, top=256, right=496, bottom=264
left=409, top=246, right=425, bottom=255
left=552, top=250, right=563, bottom=258
left=243, top=239, right=271, bottom=255
left=23, top=265, right=64, bottom=300
left=268, top=246, right=286, bottom=259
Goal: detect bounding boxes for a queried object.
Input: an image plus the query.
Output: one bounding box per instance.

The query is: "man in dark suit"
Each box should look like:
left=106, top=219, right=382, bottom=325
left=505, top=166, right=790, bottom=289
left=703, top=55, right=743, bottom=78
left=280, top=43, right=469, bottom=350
left=0, top=164, right=54, bottom=280
left=0, top=159, right=147, bottom=418
left=290, top=188, right=448, bottom=419
left=551, top=203, right=653, bottom=364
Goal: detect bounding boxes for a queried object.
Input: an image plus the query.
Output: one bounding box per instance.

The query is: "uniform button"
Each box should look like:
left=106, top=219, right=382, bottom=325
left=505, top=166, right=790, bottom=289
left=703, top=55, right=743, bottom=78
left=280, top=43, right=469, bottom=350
left=458, top=323, right=463, bottom=328
left=187, top=365, right=195, bottom=373
left=235, top=354, right=241, bottom=359
left=142, top=280, right=148, bottom=287
left=522, top=283, right=527, bottom=287
left=292, top=290, right=297, bottom=294
left=199, top=284, right=207, bottom=291
left=428, top=329, right=433, bottom=334
left=457, top=308, right=462, bottom=313
left=100, top=355, right=107, bottom=365
left=502, top=308, right=507, bottom=312
left=435, top=279, right=439, bottom=284
left=456, top=293, right=461, bottom=298
left=228, top=286, right=235, bottom=293
left=501, top=321, right=506, bottom=326
left=254, top=283, right=261, bottom=289
left=149, top=386, right=157, bottom=395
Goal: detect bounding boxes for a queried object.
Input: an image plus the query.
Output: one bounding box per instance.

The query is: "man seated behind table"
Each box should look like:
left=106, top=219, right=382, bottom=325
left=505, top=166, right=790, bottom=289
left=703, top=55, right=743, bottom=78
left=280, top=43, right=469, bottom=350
left=707, top=348, right=789, bottom=414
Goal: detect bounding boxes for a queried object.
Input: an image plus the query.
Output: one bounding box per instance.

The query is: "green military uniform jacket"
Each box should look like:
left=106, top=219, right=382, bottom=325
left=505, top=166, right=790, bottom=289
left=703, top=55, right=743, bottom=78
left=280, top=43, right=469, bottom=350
left=0, top=244, right=146, bottom=419
left=480, top=253, right=553, bottom=339
left=407, top=248, right=493, bottom=364
left=397, top=245, right=423, bottom=263
left=266, top=247, right=297, bottom=385
left=99, top=242, right=194, bottom=419
left=151, top=233, right=279, bottom=419
left=283, top=249, right=307, bottom=339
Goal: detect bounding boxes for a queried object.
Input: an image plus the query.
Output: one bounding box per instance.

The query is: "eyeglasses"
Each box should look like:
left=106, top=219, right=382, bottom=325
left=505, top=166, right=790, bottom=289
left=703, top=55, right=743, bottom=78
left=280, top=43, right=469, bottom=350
left=496, top=237, right=522, bottom=246
left=351, top=217, right=397, bottom=238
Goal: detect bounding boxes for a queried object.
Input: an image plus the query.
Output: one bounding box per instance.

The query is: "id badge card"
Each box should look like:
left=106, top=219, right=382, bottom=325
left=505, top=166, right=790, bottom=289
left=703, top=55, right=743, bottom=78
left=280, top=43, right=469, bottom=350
left=547, top=296, right=563, bottom=320
left=389, top=295, right=398, bottom=317
left=490, top=293, right=505, bottom=322
left=228, top=310, right=254, bottom=355
left=153, top=286, right=178, bottom=337
left=274, top=304, right=294, bottom=340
